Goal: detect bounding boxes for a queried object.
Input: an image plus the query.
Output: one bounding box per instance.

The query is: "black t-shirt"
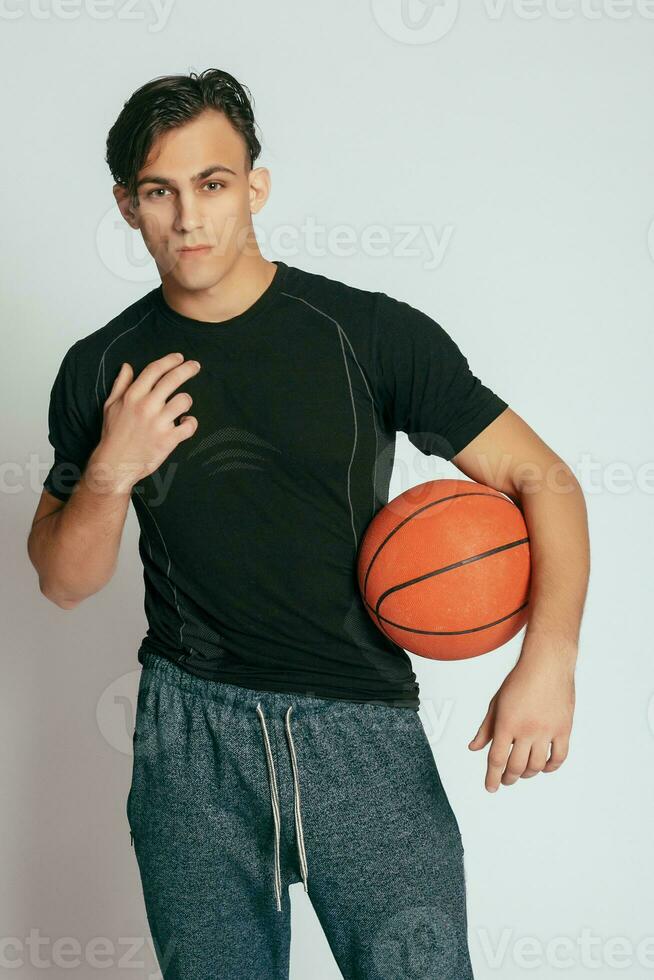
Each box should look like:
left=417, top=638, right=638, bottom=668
left=43, top=260, right=508, bottom=709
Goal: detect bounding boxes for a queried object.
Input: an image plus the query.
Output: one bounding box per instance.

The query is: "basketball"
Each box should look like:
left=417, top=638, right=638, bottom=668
left=356, top=478, right=531, bottom=661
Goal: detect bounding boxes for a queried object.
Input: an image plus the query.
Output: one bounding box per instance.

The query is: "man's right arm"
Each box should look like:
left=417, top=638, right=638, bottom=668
left=28, top=351, right=202, bottom=610
left=27, top=444, right=133, bottom=609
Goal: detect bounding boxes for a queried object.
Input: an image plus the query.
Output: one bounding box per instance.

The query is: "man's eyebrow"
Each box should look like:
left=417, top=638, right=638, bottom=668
left=136, top=164, right=237, bottom=188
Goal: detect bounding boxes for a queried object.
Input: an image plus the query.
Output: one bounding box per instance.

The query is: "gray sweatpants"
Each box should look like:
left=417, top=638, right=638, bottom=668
left=127, top=651, right=474, bottom=979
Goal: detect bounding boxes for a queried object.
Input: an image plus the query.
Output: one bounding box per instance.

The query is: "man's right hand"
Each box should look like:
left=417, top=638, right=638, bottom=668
left=88, top=352, right=201, bottom=494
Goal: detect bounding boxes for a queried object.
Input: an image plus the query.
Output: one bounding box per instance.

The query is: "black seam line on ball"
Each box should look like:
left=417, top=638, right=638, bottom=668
left=361, top=491, right=521, bottom=598
left=365, top=597, right=529, bottom=636
left=373, top=536, right=530, bottom=618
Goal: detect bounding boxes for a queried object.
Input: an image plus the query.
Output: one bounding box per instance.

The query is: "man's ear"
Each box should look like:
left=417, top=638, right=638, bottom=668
left=113, top=184, right=140, bottom=229
left=248, top=167, right=271, bottom=216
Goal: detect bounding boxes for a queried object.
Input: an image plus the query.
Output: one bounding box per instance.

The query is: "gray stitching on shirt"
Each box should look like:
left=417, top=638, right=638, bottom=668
left=280, top=290, right=380, bottom=548
left=94, top=307, right=154, bottom=411
left=132, top=491, right=187, bottom=649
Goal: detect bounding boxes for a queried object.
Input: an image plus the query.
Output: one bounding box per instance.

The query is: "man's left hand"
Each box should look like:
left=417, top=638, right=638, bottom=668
left=467, top=652, right=576, bottom=793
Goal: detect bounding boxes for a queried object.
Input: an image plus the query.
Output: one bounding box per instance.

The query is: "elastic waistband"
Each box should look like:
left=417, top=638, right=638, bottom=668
left=139, top=651, right=400, bottom=723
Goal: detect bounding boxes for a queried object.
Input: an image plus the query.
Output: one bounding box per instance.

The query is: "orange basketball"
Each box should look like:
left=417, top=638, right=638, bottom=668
left=357, top=478, right=531, bottom=661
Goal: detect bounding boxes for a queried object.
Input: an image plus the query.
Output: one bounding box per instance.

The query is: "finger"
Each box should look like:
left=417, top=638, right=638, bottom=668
left=170, top=415, right=198, bottom=443
left=151, top=358, right=202, bottom=406
left=127, top=352, right=189, bottom=399
left=485, top=735, right=513, bottom=793
left=543, top=735, right=570, bottom=773
left=501, top=738, right=533, bottom=786
left=104, top=362, right=133, bottom=408
left=161, top=391, right=194, bottom=426
left=523, top=740, right=551, bottom=777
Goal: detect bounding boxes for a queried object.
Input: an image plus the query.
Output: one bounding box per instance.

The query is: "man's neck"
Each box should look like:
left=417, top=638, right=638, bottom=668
left=160, top=254, right=277, bottom=323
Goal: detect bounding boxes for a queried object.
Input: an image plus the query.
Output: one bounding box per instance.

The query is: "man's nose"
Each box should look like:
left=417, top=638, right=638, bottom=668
left=173, top=191, right=203, bottom=234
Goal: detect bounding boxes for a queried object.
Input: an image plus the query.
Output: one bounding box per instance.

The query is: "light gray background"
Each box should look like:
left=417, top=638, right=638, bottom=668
left=4, top=1, right=653, bottom=977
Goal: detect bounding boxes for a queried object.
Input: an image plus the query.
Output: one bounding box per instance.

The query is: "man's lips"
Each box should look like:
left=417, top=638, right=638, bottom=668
left=177, top=245, right=212, bottom=253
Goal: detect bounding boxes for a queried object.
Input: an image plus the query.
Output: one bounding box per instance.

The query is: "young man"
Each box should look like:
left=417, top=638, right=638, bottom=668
left=28, top=69, right=588, bottom=980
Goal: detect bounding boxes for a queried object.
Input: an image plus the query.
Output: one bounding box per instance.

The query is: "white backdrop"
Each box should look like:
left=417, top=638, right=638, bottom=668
left=4, top=1, right=654, bottom=977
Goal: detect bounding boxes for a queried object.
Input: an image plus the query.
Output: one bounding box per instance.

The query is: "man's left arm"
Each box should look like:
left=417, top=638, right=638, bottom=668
left=448, top=406, right=590, bottom=793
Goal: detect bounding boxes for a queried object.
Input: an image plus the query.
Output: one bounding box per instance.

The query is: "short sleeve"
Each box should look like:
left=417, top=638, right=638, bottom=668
left=43, top=342, right=98, bottom=502
left=374, top=290, right=509, bottom=460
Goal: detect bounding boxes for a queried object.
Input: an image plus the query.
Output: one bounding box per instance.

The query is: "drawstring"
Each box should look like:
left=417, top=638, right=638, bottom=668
left=284, top=706, right=309, bottom=892
left=255, top=702, right=283, bottom=910
left=256, top=702, right=309, bottom=912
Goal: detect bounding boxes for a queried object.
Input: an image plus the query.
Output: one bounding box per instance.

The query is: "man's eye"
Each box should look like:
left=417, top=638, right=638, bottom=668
left=144, top=183, right=223, bottom=199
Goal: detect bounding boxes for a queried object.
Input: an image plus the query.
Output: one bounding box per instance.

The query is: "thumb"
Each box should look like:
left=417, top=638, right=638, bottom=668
left=105, top=362, right=133, bottom=407
left=468, top=710, right=494, bottom=750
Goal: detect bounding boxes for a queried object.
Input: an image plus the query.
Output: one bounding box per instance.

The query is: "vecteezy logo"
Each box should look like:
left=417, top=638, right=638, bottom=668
left=96, top=669, right=141, bottom=756
left=370, top=0, right=460, bottom=44
left=95, top=203, right=159, bottom=284
left=186, top=426, right=282, bottom=476
left=371, top=905, right=461, bottom=978
left=647, top=218, right=654, bottom=264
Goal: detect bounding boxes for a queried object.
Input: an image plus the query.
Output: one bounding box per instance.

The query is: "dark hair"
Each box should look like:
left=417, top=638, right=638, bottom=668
left=106, top=68, right=262, bottom=205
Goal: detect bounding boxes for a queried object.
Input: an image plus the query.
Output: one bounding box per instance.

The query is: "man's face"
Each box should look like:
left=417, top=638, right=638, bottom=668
left=114, top=108, right=269, bottom=290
